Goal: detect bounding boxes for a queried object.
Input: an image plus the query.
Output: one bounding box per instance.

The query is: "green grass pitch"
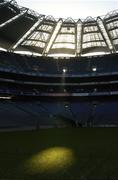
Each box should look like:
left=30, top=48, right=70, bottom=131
left=0, top=128, right=118, bottom=180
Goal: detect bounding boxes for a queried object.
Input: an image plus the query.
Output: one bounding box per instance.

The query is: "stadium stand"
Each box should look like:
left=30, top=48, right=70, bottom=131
left=0, top=0, right=118, bottom=129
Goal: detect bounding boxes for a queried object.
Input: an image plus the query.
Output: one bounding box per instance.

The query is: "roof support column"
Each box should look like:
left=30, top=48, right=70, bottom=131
left=97, top=17, right=116, bottom=53
left=42, top=18, right=63, bottom=56
left=76, top=20, right=83, bottom=56
left=75, top=23, right=77, bottom=56
left=10, top=15, right=45, bottom=51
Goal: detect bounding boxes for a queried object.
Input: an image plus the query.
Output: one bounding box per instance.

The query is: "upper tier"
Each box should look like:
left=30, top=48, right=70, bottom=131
left=0, top=51, right=118, bottom=77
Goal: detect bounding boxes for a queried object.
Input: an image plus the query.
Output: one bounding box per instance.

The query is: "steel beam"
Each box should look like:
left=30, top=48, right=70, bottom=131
left=97, top=17, right=116, bottom=53
left=11, top=15, right=45, bottom=50
left=42, top=18, right=63, bottom=55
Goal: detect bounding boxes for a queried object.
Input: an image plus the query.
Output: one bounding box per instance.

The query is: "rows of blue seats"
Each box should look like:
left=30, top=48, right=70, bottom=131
left=0, top=100, right=118, bottom=128
left=0, top=51, right=118, bottom=76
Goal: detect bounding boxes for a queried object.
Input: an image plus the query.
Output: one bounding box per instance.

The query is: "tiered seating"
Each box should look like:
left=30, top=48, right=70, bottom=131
left=94, top=102, right=118, bottom=126
left=0, top=100, right=75, bottom=129
left=0, top=51, right=118, bottom=128
left=0, top=101, right=35, bottom=128
left=0, top=100, right=118, bottom=128
left=0, top=51, right=118, bottom=76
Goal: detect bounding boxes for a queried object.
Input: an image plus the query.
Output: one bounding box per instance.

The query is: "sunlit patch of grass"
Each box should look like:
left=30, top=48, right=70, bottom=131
left=0, top=128, right=118, bottom=179
left=25, top=147, right=75, bottom=174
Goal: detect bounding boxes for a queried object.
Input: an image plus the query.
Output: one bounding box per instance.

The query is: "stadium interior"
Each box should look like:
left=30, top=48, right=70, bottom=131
left=1, top=1, right=118, bottom=179
left=0, top=0, right=118, bottom=129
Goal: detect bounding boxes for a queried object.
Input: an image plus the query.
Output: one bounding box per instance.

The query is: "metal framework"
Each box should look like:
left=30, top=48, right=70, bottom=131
left=11, top=14, right=45, bottom=50
left=42, top=18, right=63, bottom=55
left=0, top=9, right=27, bottom=28
left=0, top=0, right=118, bottom=56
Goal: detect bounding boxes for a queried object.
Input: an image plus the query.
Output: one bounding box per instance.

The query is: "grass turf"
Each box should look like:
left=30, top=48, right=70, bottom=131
left=0, top=128, right=118, bottom=179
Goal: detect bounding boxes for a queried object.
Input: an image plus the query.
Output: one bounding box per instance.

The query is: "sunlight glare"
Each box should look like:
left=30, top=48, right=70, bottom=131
left=25, top=147, right=75, bottom=174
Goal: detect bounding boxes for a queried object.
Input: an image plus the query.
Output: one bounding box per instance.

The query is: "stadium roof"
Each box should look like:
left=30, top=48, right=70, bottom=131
left=0, top=0, right=118, bottom=56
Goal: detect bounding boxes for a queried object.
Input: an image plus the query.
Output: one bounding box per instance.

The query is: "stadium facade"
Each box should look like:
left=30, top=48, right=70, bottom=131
left=0, top=0, right=118, bottom=129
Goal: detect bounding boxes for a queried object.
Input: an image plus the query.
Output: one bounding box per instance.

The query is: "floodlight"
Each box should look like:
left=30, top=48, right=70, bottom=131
left=92, top=67, right=97, bottom=72
left=63, top=68, right=67, bottom=73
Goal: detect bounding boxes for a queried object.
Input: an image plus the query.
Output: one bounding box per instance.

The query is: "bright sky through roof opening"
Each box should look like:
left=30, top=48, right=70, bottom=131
left=16, top=0, right=118, bottom=19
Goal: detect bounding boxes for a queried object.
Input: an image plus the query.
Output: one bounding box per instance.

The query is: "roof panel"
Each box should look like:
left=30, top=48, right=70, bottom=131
left=0, top=5, right=19, bottom=24
left=0, top=15, right=36, bottom=47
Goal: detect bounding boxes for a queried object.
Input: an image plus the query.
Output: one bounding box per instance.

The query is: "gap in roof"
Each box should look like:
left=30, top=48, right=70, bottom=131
left=16, top=0, right=118, bottom=19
